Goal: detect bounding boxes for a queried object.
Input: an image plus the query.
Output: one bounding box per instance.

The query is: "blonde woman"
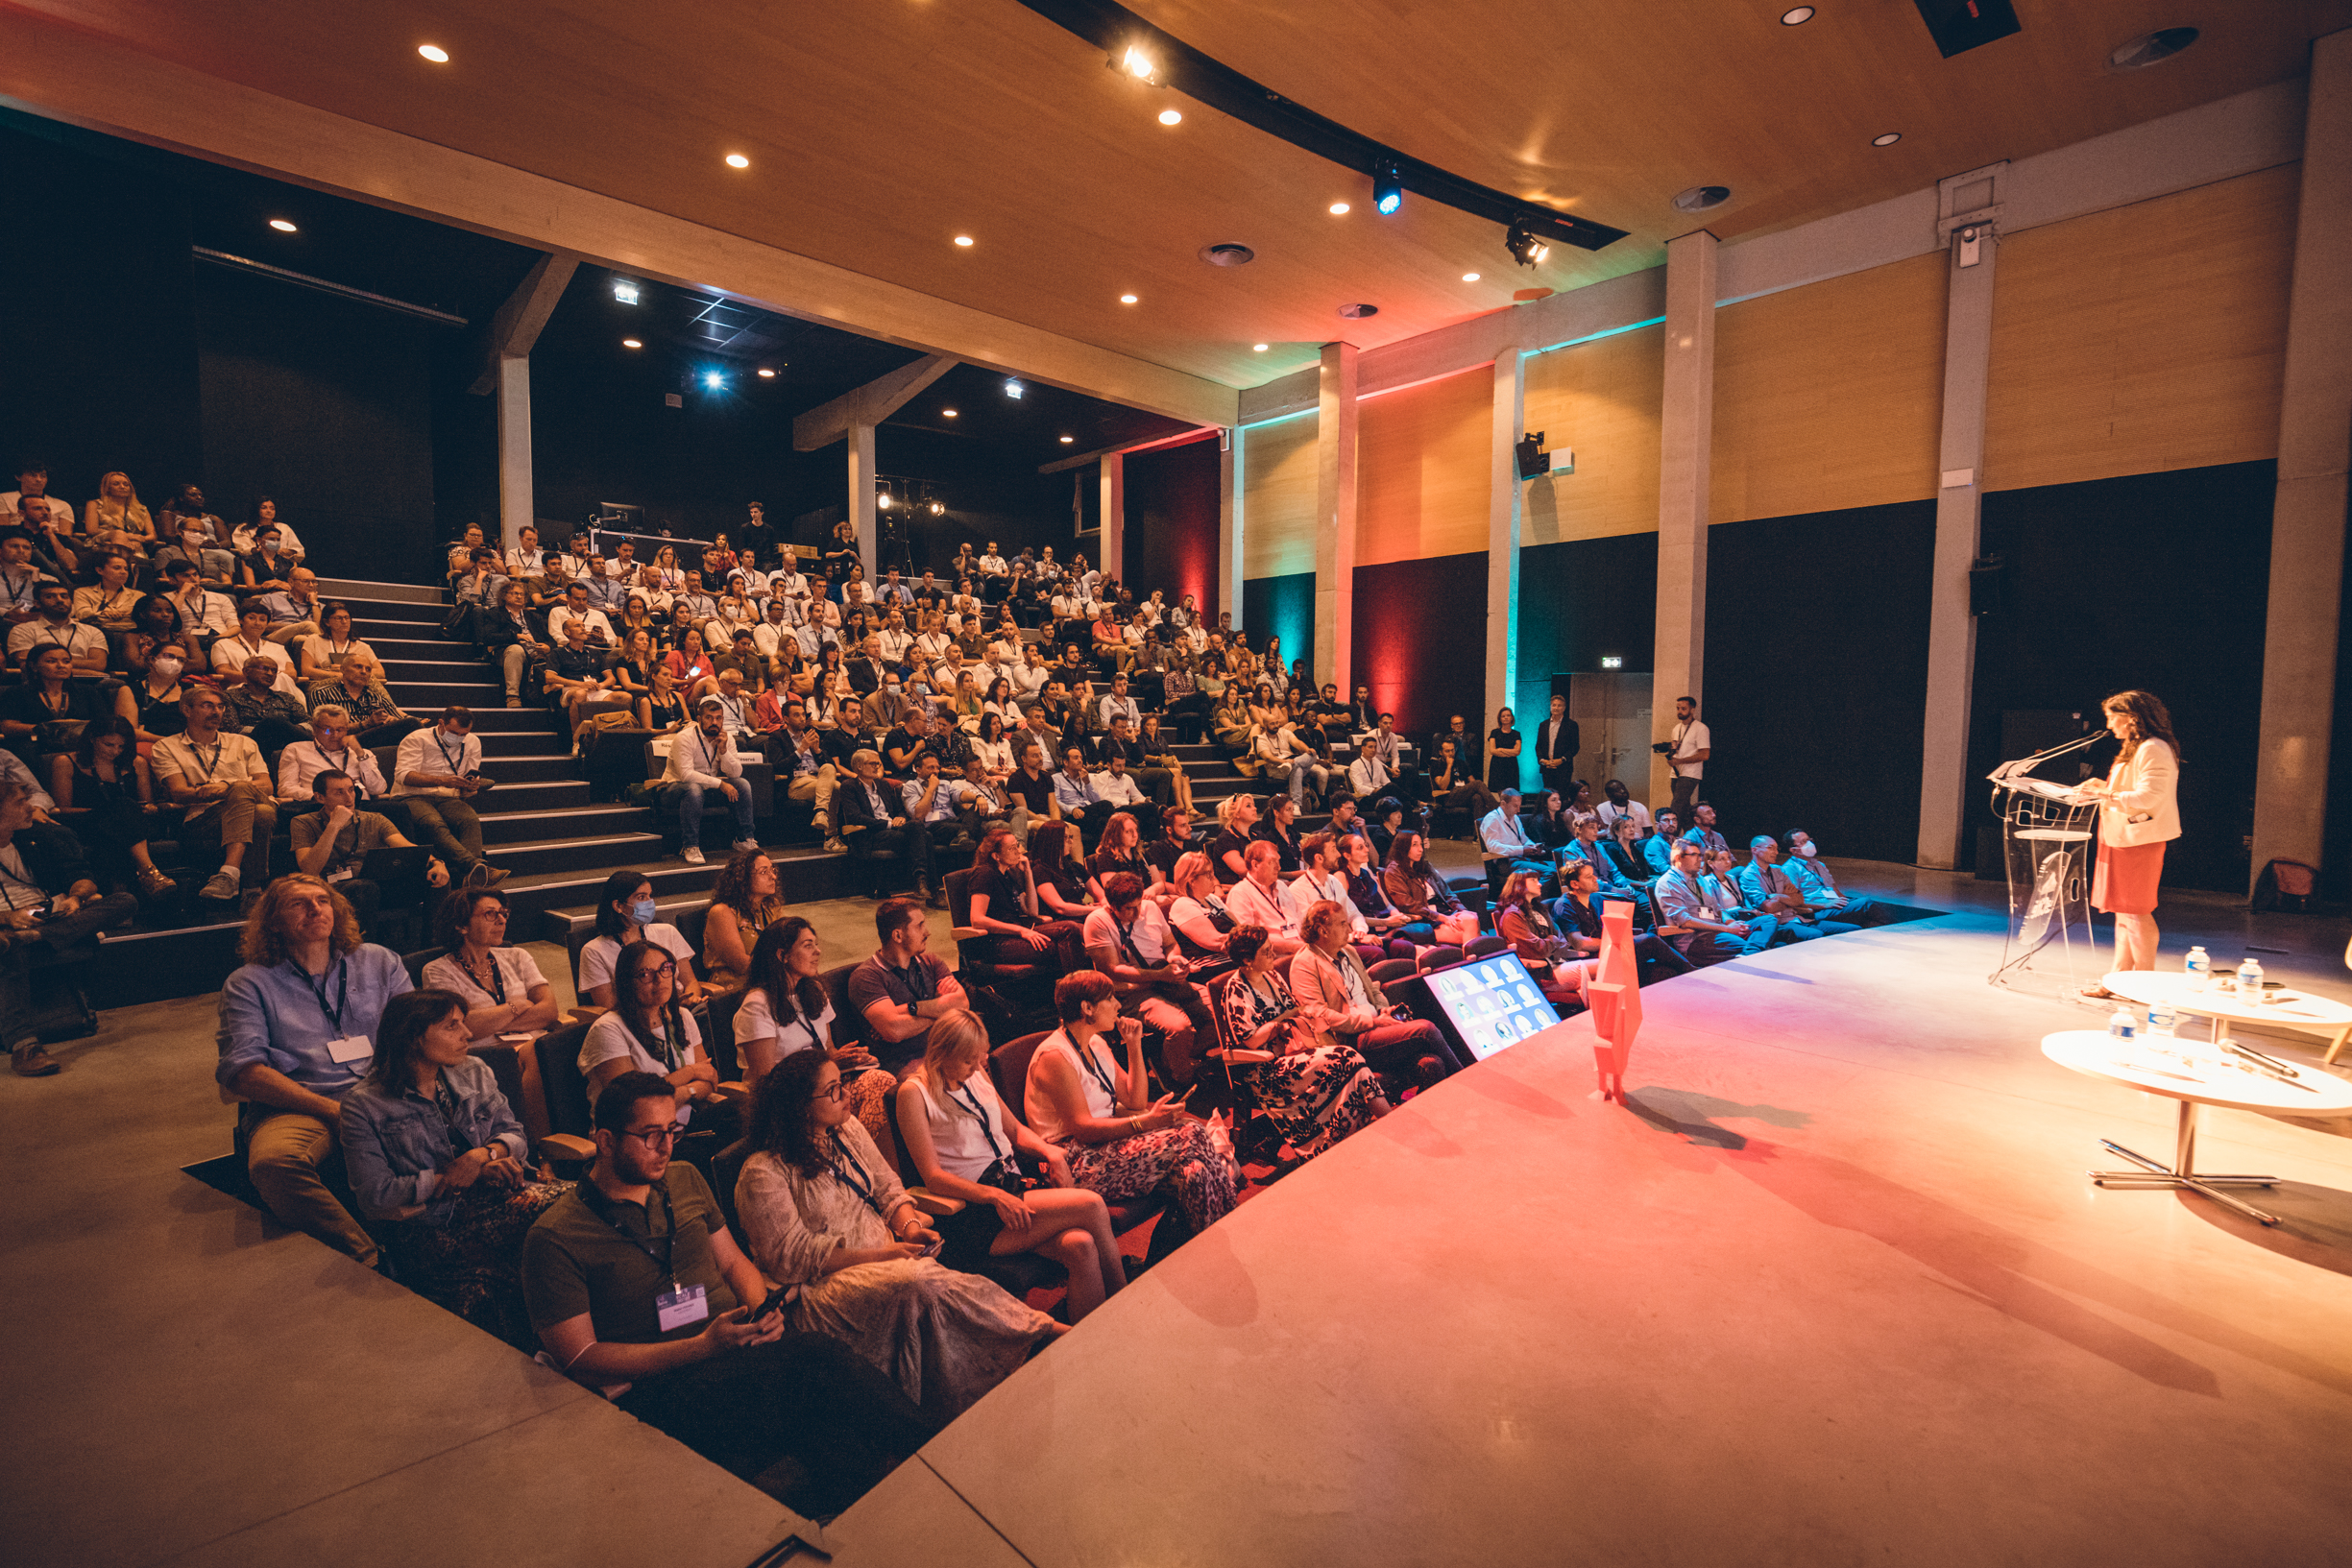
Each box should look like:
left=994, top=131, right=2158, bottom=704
left=84, top=471, right=156, bottom=556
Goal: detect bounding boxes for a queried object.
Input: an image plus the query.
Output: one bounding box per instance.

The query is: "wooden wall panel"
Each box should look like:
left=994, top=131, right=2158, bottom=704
left=1356, top=367, right=1491, bottom=567
left=1710, top=253, right=1947, bottom=524
left=1521, top=324, right=1665, bottom=544
left=1240, top=411, right=1319, bottom=579
left=1984, top=164, right=2297, bottom=493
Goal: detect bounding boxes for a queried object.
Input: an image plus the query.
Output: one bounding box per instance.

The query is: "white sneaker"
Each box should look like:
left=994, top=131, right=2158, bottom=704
left=200, top=868, right=242, bottom=902
left=731, top=838, right=759, bottom=853
left=681, top=845, right=706, bottom=865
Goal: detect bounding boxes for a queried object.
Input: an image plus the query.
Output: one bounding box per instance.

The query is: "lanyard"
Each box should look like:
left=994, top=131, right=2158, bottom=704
left=302, top=956, right=350, bottom=1036
left=1114, top=912, right=1152, bottom=969
left=826, top=1128, right=891, bottom=1220
left=314, top=743, right=361, bottom=796
left=698, top=731, right=723, bottom=774
left=434, top=733, right=469, bottom=780
left=461, top=949, right=507, bottom=1004
left=1, top=572, right=33, bottom=606
left=1070, top=1033, right=1118, bottom=1101
left=621, top=1006, right=685, bottom=1072
left=431, top=1073, right=475, bottom=1158
left=182, top=737, right=225, bottom=783
left=951, top=1082, right=1007, bottom=1161
left=589, top=1179, right=679, bottom=1281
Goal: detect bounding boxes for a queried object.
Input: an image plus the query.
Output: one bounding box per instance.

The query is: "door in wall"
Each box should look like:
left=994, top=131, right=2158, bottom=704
left=1566, top=672, right=1653, bottom=795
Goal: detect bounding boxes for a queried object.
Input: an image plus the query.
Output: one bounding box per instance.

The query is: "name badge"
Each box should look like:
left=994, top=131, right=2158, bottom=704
left=325, top=1035, right=374, bottom=1064
left=655, top=1283, right=708, bottom=1332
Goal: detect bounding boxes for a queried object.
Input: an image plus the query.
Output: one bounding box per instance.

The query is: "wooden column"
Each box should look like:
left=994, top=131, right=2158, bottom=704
left=1651, top=230, right=1717, bottom=803
left=1314, top=341, right=1360, bottom=688
left=1098, top=451, right=1125, bottom=584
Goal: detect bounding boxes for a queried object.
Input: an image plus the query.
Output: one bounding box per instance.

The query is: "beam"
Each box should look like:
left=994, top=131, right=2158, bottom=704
left=1038, top=424, right=1220, bottom=473
left=0, top=12, right=1237, bottom=430
left=1314, top=342, right=1360, bottom=689
left=793, top=355, right=957, bottom=452
left=1651, top=231, right=1716, bottom=806
left=469, top=251, right=579, bottom=396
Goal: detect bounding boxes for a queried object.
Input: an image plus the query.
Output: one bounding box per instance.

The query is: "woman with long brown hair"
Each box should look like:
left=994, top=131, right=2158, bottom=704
left=2077, top=689, right=2182, bottom=994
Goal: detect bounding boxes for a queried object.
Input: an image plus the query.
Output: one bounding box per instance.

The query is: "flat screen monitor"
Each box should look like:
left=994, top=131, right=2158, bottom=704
left=1423, top=953, right=1557, bottom=1061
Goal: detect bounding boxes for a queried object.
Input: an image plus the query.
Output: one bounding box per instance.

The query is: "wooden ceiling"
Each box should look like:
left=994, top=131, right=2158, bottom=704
left=10, top=1, right=2344, bottom=398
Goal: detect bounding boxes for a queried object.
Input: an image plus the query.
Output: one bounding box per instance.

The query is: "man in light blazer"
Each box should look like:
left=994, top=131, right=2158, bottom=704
left=1288, top=897, right=1470, bottom=1098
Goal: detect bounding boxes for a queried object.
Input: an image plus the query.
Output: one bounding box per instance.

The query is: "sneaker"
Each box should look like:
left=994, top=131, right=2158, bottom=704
left=136, top=867, right=178, bottom=898
left=200, top=868, right=242, bottom=902
left=824, top=836, right=846, bottom=853
left=731, top=839, right=760, bottom=853
left=12, top=1042, right=61, bottom=1076
left=506, top=697, right=522, bottom=709
left=681, top=845, right=706, bottom=865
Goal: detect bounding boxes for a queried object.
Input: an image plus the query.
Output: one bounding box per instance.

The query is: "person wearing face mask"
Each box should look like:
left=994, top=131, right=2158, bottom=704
left=156, top=485, right=239, bottom=586
left=1778, top=831, right=1896, bottom=928
left=575, top=870, right=707, bottom=1012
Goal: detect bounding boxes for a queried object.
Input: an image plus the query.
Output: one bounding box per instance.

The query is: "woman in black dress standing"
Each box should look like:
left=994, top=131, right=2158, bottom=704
left=1486, top=707, right=1523, bottom=795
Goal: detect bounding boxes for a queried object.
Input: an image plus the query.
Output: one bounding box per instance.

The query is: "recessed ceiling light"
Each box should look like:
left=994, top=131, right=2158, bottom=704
left=1671, top=184, right=1732, bottom=212
left=1004, top=379, right=1025, bottom=398
left=942, top=408, right=958, bottom=418
left=724, top=153, right=750, bottom=169
left=418, top=44, right=449, bottom=62
left=1872, top=132, right=1902, bottom=147
left=1780, top=6, right=1814, bottom=24
left=953, top=235, right=975, bottom=248
left=704, top=371, right=726, bottom=390
left=1119, top=293, right=1138, bottom=304
left=1251, top=343, right=1269, bottom=351
left=613, top=279, right=640, bottom=304
left=1462, top=272, right=1481, bottom=282
left=621, top=338, right=643, bottom=349
left=1328, top=202, right=1350, bottom=215
left=268, top=218, right=298, bottom=233
left=1060, top=435, right=1076, bottom=444
left=1158, top=109, right=1182, bottom=126
left=757, top=367, right=776, bottom=378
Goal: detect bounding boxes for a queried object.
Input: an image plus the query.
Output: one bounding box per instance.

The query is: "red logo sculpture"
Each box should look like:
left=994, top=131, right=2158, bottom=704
left=1586, top=901, right=1642, bottom=1101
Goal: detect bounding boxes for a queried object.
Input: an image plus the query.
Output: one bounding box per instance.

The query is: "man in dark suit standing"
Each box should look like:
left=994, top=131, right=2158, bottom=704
left=1536, top=693, right=1581, bottom=803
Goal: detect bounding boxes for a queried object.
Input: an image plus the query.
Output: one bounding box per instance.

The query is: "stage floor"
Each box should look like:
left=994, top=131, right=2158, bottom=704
left=5, top=868, right=2350, bottom=1566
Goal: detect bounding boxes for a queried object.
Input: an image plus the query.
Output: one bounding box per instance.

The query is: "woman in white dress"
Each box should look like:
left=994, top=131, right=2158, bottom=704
left=736, top=1050, right=1060, bottom=1419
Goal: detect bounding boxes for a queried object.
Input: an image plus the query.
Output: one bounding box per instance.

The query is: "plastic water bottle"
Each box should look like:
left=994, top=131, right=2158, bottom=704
left=2238, top=957, right=2265, bottom=1003
left=2108, top=1006, right=2138, bottom=1040
left=2147, top=998, right=2178, bottom=1037
left=2184, top=946, right=2210, bottom=991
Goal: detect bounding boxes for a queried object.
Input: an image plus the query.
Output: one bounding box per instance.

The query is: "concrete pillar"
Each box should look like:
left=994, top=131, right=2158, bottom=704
left=1099, top=451, right=1125, bottom=584
left=1487, top=350, right=1527, bottom=763
left=1917, top=165, right=2007, bottom=868
left=848, top=421, right=878, bottom=578
left=1219, top=428, right=1240, bottom=629
left=495, top=354, right=532, bottom=553
left=1651, top=230, right=1717, bottom=803
left=1314, top=341, right=1360, bottom=688
left=2251, top=27, right=2352, bottom=889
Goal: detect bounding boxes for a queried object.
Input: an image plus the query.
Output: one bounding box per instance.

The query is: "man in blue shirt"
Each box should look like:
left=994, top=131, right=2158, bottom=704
left=1679, top=802, right=1731, bottom=862
left=1641, top=809, right=1681, bottom=877
left=1781, top=831, right=1898, bottom=927
left=216, top=875, right=414, bottom=1267
left=1654, top=839, right=1777, bottom=965
left=1737, top=835, right=1860, bottom=937
left=1558, top=817, right=1638, bottom=905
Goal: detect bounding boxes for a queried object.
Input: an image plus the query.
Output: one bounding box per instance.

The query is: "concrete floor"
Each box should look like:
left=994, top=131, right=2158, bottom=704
left=6, top=870, right=2351, bottom=1566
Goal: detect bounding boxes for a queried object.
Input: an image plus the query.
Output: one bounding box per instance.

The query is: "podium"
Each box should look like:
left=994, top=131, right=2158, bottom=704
left=1987, top=736, right=2102, bottom=996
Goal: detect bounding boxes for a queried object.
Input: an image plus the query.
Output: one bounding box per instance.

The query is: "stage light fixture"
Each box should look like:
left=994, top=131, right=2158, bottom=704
left=1159, top=109, right=1182, bottom=126
left=1462, top=272, right=1480, bottom=282
left=724, top=153, right=750, bottom=169
left=942, top=408, right=958, bottom=418
left=269, top=218, right=298, bottom=233
left=1004, top=379, right=1025, bottom=398
left=621, top=338, right=643, bottom=349
left=1372, top=162, right=1404, bottom=216
left=1505, top=217, right=1550, bottom=268
left=1121, top=43, right=1156, bottom=81
left=1060, top=435, right=1076, bottom=444
left=757, top=367, right=776, bottom=377
left=613, top=279, right=640, bottom=304
left=929, top=499, right=944, bottom=516
left=704, top=371, right=726, bottom=390
left=878, top=490, right=893, bottom=510
left=418, top=44, right=449, bottom=62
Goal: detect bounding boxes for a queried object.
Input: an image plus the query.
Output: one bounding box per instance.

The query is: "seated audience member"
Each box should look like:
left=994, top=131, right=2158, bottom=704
left=298, top=601, right=375, bottom=686
left=1642, top=809, right=1682, bottom=876
left=699, top=848, right=785, bottom=993
left=238, top=522, right=303, bottom=594
left=1249, top=793, right=1306, bottom=876
left=1290, top=899, right=1470, bottom=1098
left=9, top=495, right=78, bottom=582
left=964, top=825, right=1087, bottom=973
left=310, top=652, right=420, bottom=748
left=0, top=777, right=140, bottom=1076
left=1478, top=789, right=1552, bottom=891
left=1680, top=802, right=1731, bottom=863
left=666, top=697, right=760, bottom=867
left=1295, top=831, right=1410, bottom=965
left=735, top=919, right=896, bottom=1163
left=1427, top=736, right=1495, bottom=828
left=546, top=617, right=626, bottom=748
left=1083, top=870, right=1216, bottom=1090
left=1600, top=815, right=1657, bottom=889
left=1346, top=736, right=1401, bottom=811
left=521, top=1070, right=934, bottom=1513
left=1164, top=850, right=1244, bottom=962
left=153, top=685, right=279, bottom=902
left=1521, top=790, right=1573, bottom=852
left=337, top=988, right=569, bottom=1341
left=70, top=551, right=139, bottom=634
left=896, top=1009, right=1128, bottom=1320
left=3, top=646, right=125, bottom=762
left=1049, top=743, right=1120, bottom=844
left=1084, top=807, right=1159, bottom=895
left=48, top=718, right=176, bottom=899
left=902, top=750, right=979, bottom=908
left=255, top=565, right=326, bottom=645
left=1782, top=831, right=1898, bottom=928
left=276, top=706, right=394, bottom=807
left=292, top=769, right=451, bottom=928
left=734, top=1050, right=1058, bottom=1420
left=1215, top=924, right=1390, bottom=1159
left=576, top=871, right=704, bottom=1011
left=837, top=745, right=939, bottom=901
left=1206, top=792, right=1259, bottom=883
left=1025, top=970, right=1238, bottom=1239
left=1495, top=869, right=1594, bottom=1008
left=1021, top=819, right=1099, bottom=923
left=1342, top=830, right=1458, bottom=959
left=580, top=939, right=723, bottom=1126
left=212, top=603, right=301, bottom=689
left=1249, top=719, right=1328, bottom=808
left=1595, top=779, right=1652, bottom=836
left=8, top=581, right=109, bottom=675
left=1225, top=839, right=1308, bottom=954
left=848, top=897, right=970, bottom=1075
left=1379, top=832, right=1482, bottom=950
left=1654, top=839, right=1775, bottom=965
left=214, top=875, right=415, bottom=1267
left=222, top=651, right=312, bottom=759
left=1737, top=835, right=1860, bottom=937
left=421, top=888, right=559, bottom=1042
left=1142, top=806, right=1197, bottom=884
left=83, top=470, right=155, bottom=555
left=394, top=706, right=509, bottom=888
left=480, top=581, right=546, bottom=708
left=1553, top=858, right=1681, bottom=978
left=1699, top=848, right=1815, bottom=947
left=1561, top=816, right=1640, bottom=905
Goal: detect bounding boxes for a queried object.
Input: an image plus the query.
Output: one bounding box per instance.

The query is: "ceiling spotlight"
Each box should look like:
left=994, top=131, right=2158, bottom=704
left=757, top=367, right=776, bottom=378
left=418, top=43, right=449, bottom=62
left=1672, top=184, right=1733, bottom=212
left=877, top=490, right=893, bottom=510
left=1158, top=109, right=1182, bottom=126
left=724, top=153, right=750, bottom=169
left=1060, top=435, right=1076, bottom=444
left=1462, top=272, right=1481, bottom=282
left=1872, top=132, right=1902, bottom=147
left=1121, top=43, right=1156, bottom=81
left=1372, top=162, right=1404, bottom=216
left=613, top=279, right=641, bottom=305
left=942, top=408, right=958, bottom=418
left=1003, top=379, right=1025, bottom=398
left=1505, top=216, right=1550, bottom=269
left=1329, top=202, right=1351, bottom=216
left=1119, top=293, right=1138, bottom=304
left=703, top=371, right=726, bottom=390
left=621, top=338, right=643, bottom=349
left=1251, top=343, right=1269, bottom=351
left=953, top=234, right=975, bottom=248
left=1780, top=6, right=1814, bottom=23
left=928, top=499, right=944, bottom=516
left=2110, top=27, right=2200, bottom=71
left=268, top=218, right=298, bottom=233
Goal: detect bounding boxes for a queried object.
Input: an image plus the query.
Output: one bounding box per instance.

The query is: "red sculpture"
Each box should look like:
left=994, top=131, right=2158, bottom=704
left=1586, top=900, right=1643, bottom=1101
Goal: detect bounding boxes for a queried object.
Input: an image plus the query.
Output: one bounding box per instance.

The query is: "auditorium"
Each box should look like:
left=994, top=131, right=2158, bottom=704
left=4, top=4, right=2351, bottom=1564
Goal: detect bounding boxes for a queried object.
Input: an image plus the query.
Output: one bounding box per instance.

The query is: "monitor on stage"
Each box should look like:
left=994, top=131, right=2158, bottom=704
left=1424, top=953, right=1557, bottom=1060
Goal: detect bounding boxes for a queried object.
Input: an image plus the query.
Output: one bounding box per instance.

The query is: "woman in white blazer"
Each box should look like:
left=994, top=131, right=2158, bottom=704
left=2077, top=689, right=2181, bottom=995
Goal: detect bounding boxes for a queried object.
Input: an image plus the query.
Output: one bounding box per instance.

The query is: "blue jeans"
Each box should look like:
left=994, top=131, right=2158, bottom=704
left=670, top=779, right=755, bottom=844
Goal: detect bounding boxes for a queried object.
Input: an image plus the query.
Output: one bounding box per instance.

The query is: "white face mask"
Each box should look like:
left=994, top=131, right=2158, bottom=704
left=151, top=657, right=184, bottom=681
left=1798, top=842, right=1818, bottom=857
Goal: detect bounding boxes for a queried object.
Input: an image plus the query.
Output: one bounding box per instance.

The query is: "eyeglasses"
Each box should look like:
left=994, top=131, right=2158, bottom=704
left=814, top=1081, right=846, bottom=1102
left=618, top=1123, right=688, bottom=1146
left=632, top=962, right=678, bottom=981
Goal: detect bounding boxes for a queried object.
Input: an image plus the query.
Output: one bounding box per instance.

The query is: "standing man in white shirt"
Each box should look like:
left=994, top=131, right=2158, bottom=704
left=665, top=697, right=759, bottom=864
left=1664, top=695, right=1709, bottom=823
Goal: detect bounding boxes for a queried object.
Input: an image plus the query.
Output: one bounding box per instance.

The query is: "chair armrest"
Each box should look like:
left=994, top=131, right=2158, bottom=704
left=951, top=926, right=984, bottom=942
left=567, top=1005, right=607, bottom=1025
left=538, top=1133, right=595, bottom=1162
left=907, top=1187, right=967, bottom=1218
left=711, top=1079, right=751, bottom=1102
left=1222, top=1049, right=1277, bottom=1064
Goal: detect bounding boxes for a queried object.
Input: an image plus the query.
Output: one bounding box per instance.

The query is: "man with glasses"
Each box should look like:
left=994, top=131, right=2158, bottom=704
left=155, top=686, right=279, bottom=903
left=521, top=1071, right=934, bottom=1514
left=1654, top=838, right=1772, bottom=966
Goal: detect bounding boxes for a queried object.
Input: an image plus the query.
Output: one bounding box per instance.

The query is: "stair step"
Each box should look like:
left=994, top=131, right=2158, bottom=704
left=527, top=847, right=859, bottom=944
left=338, top=596, right=447, bottom=625
left=368, top=637, right=467, bottom=662
left=490, top=832, right=668, bottom=877
left=477, top=804, right=651, bottom=846
left=478, top=731, right=563, bottom=756
left=467, top=779, right=593, bottom=812
left=476, top=754, right=579, bottom=784
left=384, top=680, right=508, bottom=706
left=316, top=578, right=444, bottom=606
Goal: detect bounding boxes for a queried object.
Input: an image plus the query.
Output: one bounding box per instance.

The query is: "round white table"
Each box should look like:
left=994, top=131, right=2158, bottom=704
left=2098, top=970, right=2352, bottom=1065
left=2041, top=1029, right=2352, bottom=1225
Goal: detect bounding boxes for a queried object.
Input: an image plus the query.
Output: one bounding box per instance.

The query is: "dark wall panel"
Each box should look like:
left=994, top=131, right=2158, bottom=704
left=1515, top=530, right=1661, bottom=719
left=876, top=425, right=1077, bottom=575
left=1125, top=436, right=1220, bottom=623
left=1704, top=499, right=1936, bottom=864
left=1354, top=554, right=1489, bottom=738
left=1243, top=573, right=1314, bottom=676
left=1970, top=461, right=2274, bottom=893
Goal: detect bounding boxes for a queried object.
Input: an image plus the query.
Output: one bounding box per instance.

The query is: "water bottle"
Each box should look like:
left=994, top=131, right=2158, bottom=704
left=2107, top=1006, right=2138, bottom=1040
left=2238, top=957, right=2265, bottom=1003
left=2184, top=946, right=2210, bottom=991
left=2147, top=998, right=2178, bottom=1037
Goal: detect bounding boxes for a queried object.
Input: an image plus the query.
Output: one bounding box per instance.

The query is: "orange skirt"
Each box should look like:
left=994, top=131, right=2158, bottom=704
left=2093, top=838, right=2165, bottom=916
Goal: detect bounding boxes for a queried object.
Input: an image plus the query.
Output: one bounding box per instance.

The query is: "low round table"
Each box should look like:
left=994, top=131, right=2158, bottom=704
left=2098, top=970, right=2352, bottom=1064
left=2040, top=1029, right=2352, bottom=1225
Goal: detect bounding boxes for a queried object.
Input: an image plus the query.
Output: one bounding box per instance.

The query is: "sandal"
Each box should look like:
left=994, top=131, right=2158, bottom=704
left=2079, top=985, right=2117, bottom=1001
